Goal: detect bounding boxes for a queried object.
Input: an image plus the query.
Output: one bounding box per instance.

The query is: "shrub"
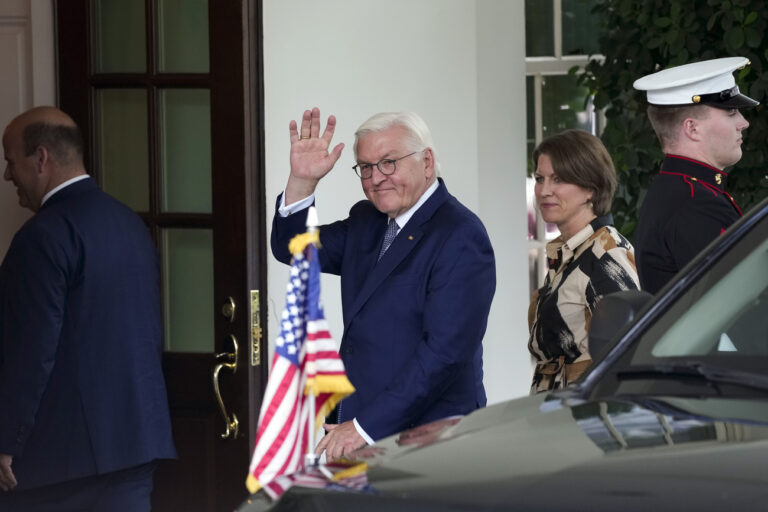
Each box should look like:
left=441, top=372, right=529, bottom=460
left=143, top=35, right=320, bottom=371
left=578, top=0, right=768, bottom=238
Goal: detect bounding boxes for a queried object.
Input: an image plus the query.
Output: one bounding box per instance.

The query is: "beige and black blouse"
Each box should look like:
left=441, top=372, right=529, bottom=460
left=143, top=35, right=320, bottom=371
left=528, top=214, right=640, bottom=393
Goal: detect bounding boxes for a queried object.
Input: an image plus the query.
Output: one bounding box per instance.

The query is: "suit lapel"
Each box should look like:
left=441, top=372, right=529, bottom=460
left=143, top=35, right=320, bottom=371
left=344, top=179, right=450, bottom=330
left=347, top=215, right=388, bottom=297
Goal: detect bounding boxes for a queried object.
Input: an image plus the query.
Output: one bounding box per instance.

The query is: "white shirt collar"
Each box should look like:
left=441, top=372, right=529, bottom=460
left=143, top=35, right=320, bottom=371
left=41, top=174, right=90, bottom=206
left=392, top=178, right=439, bottom=229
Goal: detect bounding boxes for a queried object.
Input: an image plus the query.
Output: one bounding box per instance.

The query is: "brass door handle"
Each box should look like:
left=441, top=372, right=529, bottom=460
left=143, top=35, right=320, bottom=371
left=212, top=334, right=239, bottom=439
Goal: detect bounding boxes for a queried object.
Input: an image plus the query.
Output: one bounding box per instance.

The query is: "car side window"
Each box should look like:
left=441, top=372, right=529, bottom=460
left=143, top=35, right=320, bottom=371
left=627, top=217, right=768, bottom=368
left=719, top=293, right=768, bottom=356
left=650, top=237, right=768, bottom=358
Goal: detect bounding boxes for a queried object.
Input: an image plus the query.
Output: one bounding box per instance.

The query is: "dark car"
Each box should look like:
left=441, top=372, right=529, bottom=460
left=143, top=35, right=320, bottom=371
left=239, top=196, right=768, bottom=512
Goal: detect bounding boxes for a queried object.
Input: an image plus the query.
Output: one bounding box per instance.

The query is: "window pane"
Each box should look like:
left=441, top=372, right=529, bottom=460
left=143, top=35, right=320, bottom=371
left=159, top=89, right=212, bottom=213
left=541, top=75, right=594, bottom=137
left=525, top=0, right=554, bottom=57
left=562, top=0, right=601, bottom=55
left=526, top=76, right=536, bottom=174
left=157, top=0, right=210, bottom=73
left=162, top=228, right=214, bottom=353
left=526, top=76, right=535, bottom=141
left=91, top=0, right=146, bottom=73
left=96, top=89, right=149, bottom=211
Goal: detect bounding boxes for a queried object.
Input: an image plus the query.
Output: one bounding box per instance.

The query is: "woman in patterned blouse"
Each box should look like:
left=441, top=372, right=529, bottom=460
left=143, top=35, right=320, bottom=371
left=528, top=130, right=640, bottom=393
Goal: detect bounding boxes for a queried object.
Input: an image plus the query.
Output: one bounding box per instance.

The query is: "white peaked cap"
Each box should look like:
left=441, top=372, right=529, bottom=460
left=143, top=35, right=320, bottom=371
left=633, top=56, right=758, bottom=108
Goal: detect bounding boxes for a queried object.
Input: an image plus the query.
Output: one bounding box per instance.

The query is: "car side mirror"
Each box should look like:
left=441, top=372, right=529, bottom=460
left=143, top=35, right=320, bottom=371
left=589, top=290, right=654, bottom=360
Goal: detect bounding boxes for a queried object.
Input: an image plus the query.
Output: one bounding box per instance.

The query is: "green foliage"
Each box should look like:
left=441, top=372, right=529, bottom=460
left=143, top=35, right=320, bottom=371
left=578, top=0, right=768, bottom=239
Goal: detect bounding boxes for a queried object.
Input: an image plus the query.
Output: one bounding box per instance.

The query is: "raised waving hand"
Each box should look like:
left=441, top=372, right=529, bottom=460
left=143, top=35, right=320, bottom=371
left=285, top=107, right=345, bottom=204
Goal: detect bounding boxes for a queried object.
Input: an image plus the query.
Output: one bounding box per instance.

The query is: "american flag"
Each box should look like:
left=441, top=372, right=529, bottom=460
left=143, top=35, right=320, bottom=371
left=246, top=238, right=354, bottom=494
left=262, top=460, right=374, bottom=500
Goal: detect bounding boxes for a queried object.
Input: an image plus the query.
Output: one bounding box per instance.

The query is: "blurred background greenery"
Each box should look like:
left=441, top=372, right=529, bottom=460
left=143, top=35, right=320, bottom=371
left=525, top=0, right=768, bottom=239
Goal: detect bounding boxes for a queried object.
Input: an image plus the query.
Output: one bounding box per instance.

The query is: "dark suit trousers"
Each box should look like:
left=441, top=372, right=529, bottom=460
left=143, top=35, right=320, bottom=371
left=0, top=462, right=155, bottom=512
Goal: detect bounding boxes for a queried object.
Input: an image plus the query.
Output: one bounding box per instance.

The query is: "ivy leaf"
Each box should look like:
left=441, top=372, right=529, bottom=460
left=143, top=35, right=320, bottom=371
left=686, top=34, right=702, bottom=54
left=744, top=11, right=759, bottom=25
left=670, top=2, right=681, bottom=21
left=719, top=14, right=734, bottom=31
left=619, top=0, right=633, bottom=17
left=664, top=28, right=680, bottom=44
left=745, top=27, right=762, bottom=48
left=654, top=17, right=673, bottom=27
left=749, top=80, right=766, bottom=102
left=646, top=36, right=664, bottom=49
left=619, top=220, right=637, bottom=240
left=707, top=12, right=722, bottom=31
left=624, top=150, right=639, bottom=169
left=594, top=90, right=611, bottom=109
left=726, top=27, right=745, bottom=49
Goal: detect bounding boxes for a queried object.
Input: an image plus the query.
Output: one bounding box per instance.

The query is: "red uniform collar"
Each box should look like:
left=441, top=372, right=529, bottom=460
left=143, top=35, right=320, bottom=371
left=662, top=155, right=729, bottom=187
left=660, top=155, right=741, bottom=215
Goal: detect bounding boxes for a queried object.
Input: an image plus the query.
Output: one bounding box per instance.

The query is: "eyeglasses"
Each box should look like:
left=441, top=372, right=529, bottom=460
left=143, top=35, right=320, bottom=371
left=352, top=151, right=420, bottom=179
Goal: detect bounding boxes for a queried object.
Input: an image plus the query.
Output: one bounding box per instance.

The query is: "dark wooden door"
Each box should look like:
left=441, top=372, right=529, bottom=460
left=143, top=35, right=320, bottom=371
left=55, top=1, right=267, bottom=510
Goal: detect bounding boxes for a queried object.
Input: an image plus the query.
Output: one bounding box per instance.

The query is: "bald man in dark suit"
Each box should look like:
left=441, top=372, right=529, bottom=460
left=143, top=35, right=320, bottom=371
left=0, top=107, right=176, bottom=512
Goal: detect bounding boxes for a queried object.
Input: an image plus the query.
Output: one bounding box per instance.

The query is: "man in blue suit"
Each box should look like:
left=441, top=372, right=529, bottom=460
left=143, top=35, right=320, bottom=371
left=0, top=107, right=176, bottom=511
left=272, top=108, right=496, bottom=460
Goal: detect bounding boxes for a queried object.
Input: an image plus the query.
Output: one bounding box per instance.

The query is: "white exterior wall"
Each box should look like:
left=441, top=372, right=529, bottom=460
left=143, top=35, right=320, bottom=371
left=263, top=0, right=532, bottom=404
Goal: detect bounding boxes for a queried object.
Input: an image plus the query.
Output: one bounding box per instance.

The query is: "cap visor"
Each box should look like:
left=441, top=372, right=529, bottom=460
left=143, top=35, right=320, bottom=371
left=710, top=93, right=760, bottom=109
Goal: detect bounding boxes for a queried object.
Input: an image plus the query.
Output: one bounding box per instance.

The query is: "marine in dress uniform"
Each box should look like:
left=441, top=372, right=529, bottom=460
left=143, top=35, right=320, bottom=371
left=633, top=57, right=759, bottom=293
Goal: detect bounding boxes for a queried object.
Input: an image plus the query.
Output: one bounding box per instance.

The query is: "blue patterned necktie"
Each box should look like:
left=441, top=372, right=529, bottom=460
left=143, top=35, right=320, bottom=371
left=378, top=218, right=399, bottom=260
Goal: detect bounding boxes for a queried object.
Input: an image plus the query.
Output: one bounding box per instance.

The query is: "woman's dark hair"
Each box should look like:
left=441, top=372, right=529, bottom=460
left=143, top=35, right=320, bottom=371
left=532, top=129, right=616, bottom=216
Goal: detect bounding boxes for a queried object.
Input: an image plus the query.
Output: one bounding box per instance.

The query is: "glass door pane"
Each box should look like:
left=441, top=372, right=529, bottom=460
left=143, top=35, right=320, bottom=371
left=159, top=89, right=212, bottom=213
left=96, top=88, right=150, bottom=211
left=92, top=0, right=146, bottom=73
left=157, top=0, right=210, bottom=73
left=162, top=228, right=214, bottom=352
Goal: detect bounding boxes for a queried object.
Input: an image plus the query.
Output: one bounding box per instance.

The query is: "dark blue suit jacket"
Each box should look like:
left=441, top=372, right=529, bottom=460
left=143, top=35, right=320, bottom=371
left=0, top=178, right=176, bottom=490
left=272, top=179, right=495, bottom=440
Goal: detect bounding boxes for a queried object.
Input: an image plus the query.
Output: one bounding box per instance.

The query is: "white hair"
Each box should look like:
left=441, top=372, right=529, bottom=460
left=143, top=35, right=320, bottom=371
left=353, top=111, right=441, bottom=175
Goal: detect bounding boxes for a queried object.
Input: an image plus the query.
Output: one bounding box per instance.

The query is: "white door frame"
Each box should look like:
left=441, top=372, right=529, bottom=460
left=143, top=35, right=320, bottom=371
left=0, top=0, right=55, bottom=258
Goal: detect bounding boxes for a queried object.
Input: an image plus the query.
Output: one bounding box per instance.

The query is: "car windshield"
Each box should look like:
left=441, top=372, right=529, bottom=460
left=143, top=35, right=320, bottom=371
left=614, top=208, right=768, bottom=396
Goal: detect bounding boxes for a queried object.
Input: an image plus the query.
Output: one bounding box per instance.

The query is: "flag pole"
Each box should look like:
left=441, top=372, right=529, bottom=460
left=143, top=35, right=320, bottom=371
left=305, top=206, right=320, bottom=468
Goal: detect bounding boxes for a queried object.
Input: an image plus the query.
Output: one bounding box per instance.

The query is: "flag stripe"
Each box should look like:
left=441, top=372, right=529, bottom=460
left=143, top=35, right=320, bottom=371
left=246, top=240, right=356, bottom=496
